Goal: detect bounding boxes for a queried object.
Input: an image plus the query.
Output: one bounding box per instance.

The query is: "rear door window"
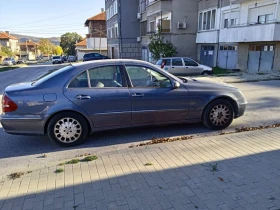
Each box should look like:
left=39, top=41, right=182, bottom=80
left=172, top=58, right=183, bottom=66
left=183, top=58, right=198, bottom=67
left=68, top=71, right=89, bottom=88
left=88, top=66, right=124, bottom=88
left=94, top=53, right=102, bottom=58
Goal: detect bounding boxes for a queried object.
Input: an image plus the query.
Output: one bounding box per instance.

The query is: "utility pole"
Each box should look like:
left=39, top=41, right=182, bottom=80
left=99, top=25, right=102, bottom=54
left=93, top=27, right=106, bottom=54
left=26, top=40, right=28, bottom=60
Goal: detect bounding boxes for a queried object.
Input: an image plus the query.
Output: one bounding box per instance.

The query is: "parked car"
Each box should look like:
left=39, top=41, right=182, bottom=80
left=17, top=58, right=26, bottom=64
left=52, top=56, right=63, bottom=64
left=62, top=56, right=68, bottom=62
left=83, top=53, right=109, bottom=62
left=2, top=57, right=16, bottom=66
left=0, top=59, right=247, bottom=147
left=67, top=55, right=77, bottom=62
left=156, top=57, right=213, bottom=76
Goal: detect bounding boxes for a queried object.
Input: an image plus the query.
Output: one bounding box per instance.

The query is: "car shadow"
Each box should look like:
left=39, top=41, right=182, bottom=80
left=0, top=123, right=214, bottom=159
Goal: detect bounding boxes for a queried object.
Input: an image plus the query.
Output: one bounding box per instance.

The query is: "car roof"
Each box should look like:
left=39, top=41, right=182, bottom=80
left=72, top=59, right=154, bottom=68
left=159, top=57, right=191, bottom=59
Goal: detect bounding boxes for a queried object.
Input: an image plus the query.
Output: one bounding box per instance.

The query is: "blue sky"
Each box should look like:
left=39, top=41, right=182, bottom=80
left=0, top=0, right=105, bottom=38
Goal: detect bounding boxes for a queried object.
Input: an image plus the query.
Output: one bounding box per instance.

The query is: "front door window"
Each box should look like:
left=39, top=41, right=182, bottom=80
left=126, top=66, right=171, bottom=88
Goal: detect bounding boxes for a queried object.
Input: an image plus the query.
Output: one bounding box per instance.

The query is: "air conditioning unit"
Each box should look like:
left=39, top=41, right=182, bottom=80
left=137, top=37, right=141, bottom=42
left=177, top=22, right=187, bottom=29
left=137, top=12, right=142, bottom=20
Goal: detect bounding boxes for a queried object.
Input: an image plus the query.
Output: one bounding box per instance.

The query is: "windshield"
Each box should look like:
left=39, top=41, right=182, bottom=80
left=155, top=59, right=162, bottom=65
left=53, top=56, right=60, bottom=59
left=32, top=66, right=74, bottom=85
left=4, top=58, right=11, bottom=61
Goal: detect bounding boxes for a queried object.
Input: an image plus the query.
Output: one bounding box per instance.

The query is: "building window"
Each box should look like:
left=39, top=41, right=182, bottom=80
left=258, top=14, right=273, bottom=24
left=198, top=9, right=216, bottom=31
left=224, top=18, right=237, bottom=28
left=111, top=27, right=114, bottom=38
left=141, top=21, right=147, bottom=36
left=149, top=21, right=155, bottom=33
left=107, top=28, right=110, bottom=38
left=114, top=23, right=118, bottom=37
left=114, top=0, right=118, bottom=14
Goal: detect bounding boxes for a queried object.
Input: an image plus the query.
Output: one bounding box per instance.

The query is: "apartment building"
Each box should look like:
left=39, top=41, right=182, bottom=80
left=105, top=0, right=141, bottom=59
left=197, top=0, right=280, bottom=72
left=139, top=0, right=198, bottom=62
left=0, top=31, right=19, bottom=53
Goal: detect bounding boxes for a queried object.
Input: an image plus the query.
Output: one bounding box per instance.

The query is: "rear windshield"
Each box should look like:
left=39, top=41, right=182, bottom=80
left=4, top=58, right=11, bottom=61
left=53, top=56, right=60, bottom=59
left=32, top=66, right=74, bottom=86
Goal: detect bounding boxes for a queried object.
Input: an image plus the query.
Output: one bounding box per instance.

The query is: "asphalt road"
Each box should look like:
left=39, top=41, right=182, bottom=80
left=0, top=65, right=280, bottom=178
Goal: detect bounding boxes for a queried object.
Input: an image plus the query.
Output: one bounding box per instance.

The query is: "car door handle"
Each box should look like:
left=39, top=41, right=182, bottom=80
left=76, top=95, right=91, bottom=100
left=131, top=93, right=144, bottom=97
left=186, top=67, right=188, bottom=68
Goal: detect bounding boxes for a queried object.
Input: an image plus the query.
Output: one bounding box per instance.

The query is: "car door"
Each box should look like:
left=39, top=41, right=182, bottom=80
left=183, top=58, right=204, bottom=75
left=64, top=65, right=131, bottom=128
left=124, top=65, right=189, bottom=125
left=169, top=58, right=185, bottom=75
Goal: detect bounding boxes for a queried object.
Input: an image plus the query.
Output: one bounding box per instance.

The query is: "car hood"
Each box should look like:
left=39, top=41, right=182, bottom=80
left=181, top=77, right=237, bottom=90
left=199, top=64, right=212, bottom=70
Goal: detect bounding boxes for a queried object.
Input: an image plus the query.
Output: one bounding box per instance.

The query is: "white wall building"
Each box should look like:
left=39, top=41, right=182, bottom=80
left=197, top=0, right=280, bottom=72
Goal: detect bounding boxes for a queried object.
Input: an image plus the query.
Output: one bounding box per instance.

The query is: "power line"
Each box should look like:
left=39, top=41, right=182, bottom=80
left=8, top=28, right=86, bottom=32
left=1, top=24, right=86, bottom=30
left=1, top=7, right=94, bottom=28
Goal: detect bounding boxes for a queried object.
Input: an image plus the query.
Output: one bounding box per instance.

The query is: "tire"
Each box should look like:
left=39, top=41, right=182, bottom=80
left=47, top=112, right=89, bottom=147
left=202, top=99, right=234, bottom=130
left=201, top=71, right=209, bottom=76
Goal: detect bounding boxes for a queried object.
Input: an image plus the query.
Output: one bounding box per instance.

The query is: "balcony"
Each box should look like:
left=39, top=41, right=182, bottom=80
left=230, top=0, right=250, bottom=3
left=220, top=22, right=280, bottom=43
left=196, top=30, right=218, bottom=44
left=146, top=0, right=172, bottom=17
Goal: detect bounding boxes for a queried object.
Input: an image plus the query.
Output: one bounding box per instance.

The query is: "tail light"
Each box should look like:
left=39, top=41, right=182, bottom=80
left=2, top=94, right=18, bottom=113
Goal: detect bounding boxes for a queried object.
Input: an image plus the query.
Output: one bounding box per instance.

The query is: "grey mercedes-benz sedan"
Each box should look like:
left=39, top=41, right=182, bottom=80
left=0, top=59, right=247, bottom=147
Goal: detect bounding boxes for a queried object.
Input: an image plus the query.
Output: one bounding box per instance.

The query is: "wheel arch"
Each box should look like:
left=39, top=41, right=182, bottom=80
left=44, top=110, right=93, bottom=135
left=201, top=96, right=238, bottom=120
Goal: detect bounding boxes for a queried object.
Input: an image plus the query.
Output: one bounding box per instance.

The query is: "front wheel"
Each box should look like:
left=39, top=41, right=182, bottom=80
left=201, top=71, right=209, bottom=76
left=202, top=99, right=234, bottom=130
left=47, top=112, right=89, bottom=147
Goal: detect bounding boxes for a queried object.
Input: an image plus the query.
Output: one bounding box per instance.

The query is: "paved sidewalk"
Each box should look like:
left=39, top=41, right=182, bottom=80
left=201, top=71, right=280, bottom=83
left=1, top=128, right=280, bottom=210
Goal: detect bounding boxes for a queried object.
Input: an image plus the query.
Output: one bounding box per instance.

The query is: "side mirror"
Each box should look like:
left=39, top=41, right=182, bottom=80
left=173, top=81, right=180, bottom=89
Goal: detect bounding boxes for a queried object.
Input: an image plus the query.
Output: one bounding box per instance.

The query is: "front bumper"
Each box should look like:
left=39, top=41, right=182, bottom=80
left=0, top=114, right=45, bottom=135
left=235, top=102, right=247, bottom=118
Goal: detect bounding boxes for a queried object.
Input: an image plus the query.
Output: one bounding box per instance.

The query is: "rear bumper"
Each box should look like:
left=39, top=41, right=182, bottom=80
left=235, top=103, right=247, bottom=118
left=0, top=115, right=45, bottom=135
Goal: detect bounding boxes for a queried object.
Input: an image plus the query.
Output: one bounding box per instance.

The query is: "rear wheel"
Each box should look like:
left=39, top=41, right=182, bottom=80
left=47, top=112, right=89, bottom=147
left=202, top=99, right=234, bottom=130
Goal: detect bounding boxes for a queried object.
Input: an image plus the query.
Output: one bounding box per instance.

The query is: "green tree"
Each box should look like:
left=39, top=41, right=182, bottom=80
left=60, top=32, right=82, bottom=55
left=53, top=45, right=63, bottom=55
left=38, top=39, right=54, bottom=55
left=1, top=46, right=13, bottom=57
left=148, top=28, right=177, bottom=61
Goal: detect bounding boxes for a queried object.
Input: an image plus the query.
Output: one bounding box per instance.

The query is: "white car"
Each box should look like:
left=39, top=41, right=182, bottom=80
left=52, top=56, right=63, bottom=64
left=2, top=57, right=16, bottom=66
left=155, top=57, right=213, bottom=76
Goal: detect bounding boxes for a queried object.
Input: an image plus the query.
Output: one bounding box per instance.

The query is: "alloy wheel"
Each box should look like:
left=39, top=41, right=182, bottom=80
left=54, top=118, right=82, bottom=143
left=209, top=104, right=231, bottom=126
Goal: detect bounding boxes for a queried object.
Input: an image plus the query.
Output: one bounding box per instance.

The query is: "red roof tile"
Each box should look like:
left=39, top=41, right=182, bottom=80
left=0, top=32, right=18, bottom=40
